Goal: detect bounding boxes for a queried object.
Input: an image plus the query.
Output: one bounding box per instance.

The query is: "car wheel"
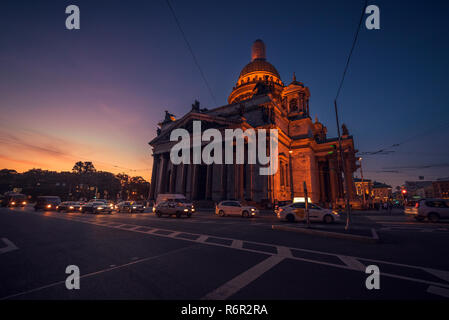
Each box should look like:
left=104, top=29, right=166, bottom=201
left=428, top=212, right=440, bottom=223
left=218, top=210, right=225, bottom=217
left=323, top=215, right=334, bottom=224
left=286, top=214, right=295, bottom=223
left=415, top=216, right=425, bottom=222
left=187, top=212, right=192, bottom=218
left=156, top=211, right=162, bottom=218
left=242, top=210, right=250, bottom=218
left=176, top=212, right=182, bottom=218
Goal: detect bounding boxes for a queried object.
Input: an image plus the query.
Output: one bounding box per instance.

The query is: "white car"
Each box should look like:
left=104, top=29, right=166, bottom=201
left=277, top=202, right=339, bottom=223
left=407, top=198, right=449, bottom=222
left=215, top=201, right=258, bottom=218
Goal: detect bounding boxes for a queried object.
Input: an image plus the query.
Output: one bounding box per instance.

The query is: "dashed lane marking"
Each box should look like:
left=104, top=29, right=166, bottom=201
left=202, top=255, right=284, bottom=300
left=24, top=211, right=449, bottom=291
left=427, top=285, right=449, bottom=298
left=0, top=246, right=195, bottom=300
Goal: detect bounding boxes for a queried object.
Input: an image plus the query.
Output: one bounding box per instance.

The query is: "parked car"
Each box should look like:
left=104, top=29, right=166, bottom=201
left=154, top=199, right=194, bottom=218
left=276, top=202, right=339, bottom=223
left=56, top=201, right=82, bottom=212
left=115, top=201, right=145, bottom=213
left=3, top=193, right=28, bottom=207
left=215, top=201, right=258, bottom=218
left=404, top=200, right=419, bottom=215
left=34, top=196, right=61, bottom=211
left=88, top=199, right=115, bottom=210
left=80, top=201, right=113, bottom=214
left=406, top=198, right=449, bottom=222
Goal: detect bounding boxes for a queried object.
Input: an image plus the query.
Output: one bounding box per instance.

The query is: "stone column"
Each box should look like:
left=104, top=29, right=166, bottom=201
left=205, top=165, right=212, bottom=200
left=191, top=164, right=198, bottom=200
left=221, top=163, right=227, bottom=200
left=318, top=161, right=326, bottom=204
left=328, top=158, right=338, bottom=204
left=157, top=154, right=167, bottom=194
left=168, top=161, right=175, bottom=193
left=149, top=154, right=159, bottom=200
left=180, top=164, right=187, bottom=195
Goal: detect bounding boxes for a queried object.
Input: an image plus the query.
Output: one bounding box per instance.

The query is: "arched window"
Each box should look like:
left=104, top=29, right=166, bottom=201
left=289, top=98, right=298, bottom=112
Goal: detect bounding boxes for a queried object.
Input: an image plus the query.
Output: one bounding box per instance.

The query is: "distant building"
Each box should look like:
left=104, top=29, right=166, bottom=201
left=372, top=182, right=392, bottom=203
left=404, top=180, right=434, bottom=199
left=354, top=178, right=372, bottom=198
left=433, top=178, right=449, bottom=199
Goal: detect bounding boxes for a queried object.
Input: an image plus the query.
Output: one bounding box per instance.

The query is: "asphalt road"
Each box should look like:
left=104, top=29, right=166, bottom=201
left=1, top=206, right=449, bottom=300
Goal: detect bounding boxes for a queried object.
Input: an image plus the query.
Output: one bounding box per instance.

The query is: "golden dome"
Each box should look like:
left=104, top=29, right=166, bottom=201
left=239, top=59, right=281, bottom=79
left=228, top=40, right=284, bottom=104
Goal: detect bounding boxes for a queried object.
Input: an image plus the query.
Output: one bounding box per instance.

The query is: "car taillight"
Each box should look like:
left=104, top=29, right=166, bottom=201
left=415, top=202, right=419, bottom=208
left=279, top=208, right=283, bottom=212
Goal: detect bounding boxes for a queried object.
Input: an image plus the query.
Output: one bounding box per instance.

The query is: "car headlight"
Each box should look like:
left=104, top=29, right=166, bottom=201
left=22, top=201, right=27, bottom=205
left=251, top=208, right=255, bottom=211
left=47, top=204, right=52, bottom=208
left=184, top=208, right=188, bottom=212
left=132, top=206, right=136, bottom=209
left=69, top=206, right=74, bottom=209
left=97, top=207, right=103, bottom=210
left=11, top=202, right=16, bottom=205
left=332, top=211, right=339, bottom=215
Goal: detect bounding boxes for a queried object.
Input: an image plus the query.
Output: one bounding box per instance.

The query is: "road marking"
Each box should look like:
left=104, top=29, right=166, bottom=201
left=29, top=210, right=449, bottom=290
left=196, top=235, right=209, bottom=242
left=424, top=268, right=449, bottom=283
left=202, top=255, right=284, bottom=300
left=0, top=245, right=195, bottom=300
left=0, top=238, right=19, bottom=254
left=276, top=246, right=293, bottom=258
left=338, top=255, right=365, bottom=271
left=427, top=285, right=449, bottom=298
left=231, top=240, right=243, bottom=249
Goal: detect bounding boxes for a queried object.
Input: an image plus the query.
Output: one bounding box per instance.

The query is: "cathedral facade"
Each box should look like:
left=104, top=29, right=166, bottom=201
left=149, top=40, right=357, bottom=207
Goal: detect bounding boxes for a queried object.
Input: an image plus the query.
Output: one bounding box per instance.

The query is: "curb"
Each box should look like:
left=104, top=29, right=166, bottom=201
left=272, top=225, right=380, bottom=244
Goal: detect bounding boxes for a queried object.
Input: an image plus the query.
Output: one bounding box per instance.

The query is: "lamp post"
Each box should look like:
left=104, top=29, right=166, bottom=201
left=334, top=100, right=351, bottom=230
left=357, top=157, right=366, bottom=209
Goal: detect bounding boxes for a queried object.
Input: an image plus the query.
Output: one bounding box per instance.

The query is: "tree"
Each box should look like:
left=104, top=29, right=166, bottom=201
left=72, top=161, right=96, bottom=174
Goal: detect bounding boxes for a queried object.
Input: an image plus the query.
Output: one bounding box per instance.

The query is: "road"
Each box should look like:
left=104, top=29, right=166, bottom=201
left=1, top=206, right=449, bottom=300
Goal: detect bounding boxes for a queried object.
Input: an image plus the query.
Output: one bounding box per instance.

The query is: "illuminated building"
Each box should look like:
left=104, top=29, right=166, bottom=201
left=149, top=40, right=357, bottom=207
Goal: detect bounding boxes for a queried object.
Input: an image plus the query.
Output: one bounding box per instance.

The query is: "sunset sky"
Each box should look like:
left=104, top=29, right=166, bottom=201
left=0, top=0, right=448, bottom=187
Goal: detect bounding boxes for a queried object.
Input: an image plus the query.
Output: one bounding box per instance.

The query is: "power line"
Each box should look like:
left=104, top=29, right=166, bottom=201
left=360, top=120, right=449, bottom=155
left=165, top=0, right=217, bottom=105
left=335, top=0, right=368, bottom=101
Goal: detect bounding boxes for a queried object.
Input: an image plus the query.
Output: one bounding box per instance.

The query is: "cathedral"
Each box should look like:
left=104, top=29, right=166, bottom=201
left=149, top=40, right=357, bottom=207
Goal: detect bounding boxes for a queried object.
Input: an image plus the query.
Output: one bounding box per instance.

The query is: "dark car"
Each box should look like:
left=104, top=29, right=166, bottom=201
left=115, top=201, right=145, bottom=213
left=56, top=201, right=82, bottom=212
left=34, top=196, right=61, bottom=211
left=80, top=201, right=112, bottom=214
left=3, top=193, right=28, bottom=207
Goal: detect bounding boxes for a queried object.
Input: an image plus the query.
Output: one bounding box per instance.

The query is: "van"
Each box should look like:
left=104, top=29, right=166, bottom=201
left=155, top=194, right=186, bottom=206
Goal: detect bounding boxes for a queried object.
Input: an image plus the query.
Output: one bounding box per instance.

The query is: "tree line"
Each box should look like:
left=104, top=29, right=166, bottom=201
left=0, top=162, right=150, bottom=201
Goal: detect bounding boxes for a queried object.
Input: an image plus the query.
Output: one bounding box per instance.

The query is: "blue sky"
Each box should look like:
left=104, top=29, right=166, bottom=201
left=0, top=0, right=448, bottom=187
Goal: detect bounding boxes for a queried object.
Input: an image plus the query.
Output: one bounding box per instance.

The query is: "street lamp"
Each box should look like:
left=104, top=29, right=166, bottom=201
left=357, top=157, right=366, bottom=209
left=334, top=100, right=351, bottom=230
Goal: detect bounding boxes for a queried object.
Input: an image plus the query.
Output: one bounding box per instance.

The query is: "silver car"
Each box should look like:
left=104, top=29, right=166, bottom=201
left=409, top=199, right=449, bottom=222
left=154, top=199, right=194, bottom=218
